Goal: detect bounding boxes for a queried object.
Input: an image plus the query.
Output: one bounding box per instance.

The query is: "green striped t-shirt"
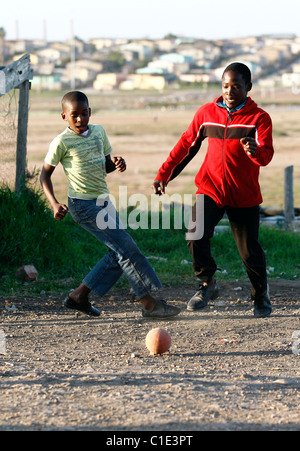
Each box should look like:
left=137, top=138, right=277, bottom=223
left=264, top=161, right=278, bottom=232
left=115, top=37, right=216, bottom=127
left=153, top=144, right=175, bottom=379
left=45, top=124, right=112, bottom=199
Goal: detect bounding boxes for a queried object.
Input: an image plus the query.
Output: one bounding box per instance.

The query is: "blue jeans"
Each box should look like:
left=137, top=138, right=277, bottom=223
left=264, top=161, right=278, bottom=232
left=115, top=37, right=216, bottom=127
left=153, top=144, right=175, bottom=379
left=68, top=197, right=162, bottom=298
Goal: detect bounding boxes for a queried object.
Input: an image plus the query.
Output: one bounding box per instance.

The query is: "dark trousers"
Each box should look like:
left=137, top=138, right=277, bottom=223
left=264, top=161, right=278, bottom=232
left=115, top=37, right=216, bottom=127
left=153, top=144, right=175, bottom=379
left=187, top=195, right=268, bottom=299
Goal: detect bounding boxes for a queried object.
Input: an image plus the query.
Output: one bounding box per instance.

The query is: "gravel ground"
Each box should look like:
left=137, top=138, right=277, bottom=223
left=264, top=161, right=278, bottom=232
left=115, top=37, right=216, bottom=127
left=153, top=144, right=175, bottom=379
left=0, top=279, right=299, bottom=431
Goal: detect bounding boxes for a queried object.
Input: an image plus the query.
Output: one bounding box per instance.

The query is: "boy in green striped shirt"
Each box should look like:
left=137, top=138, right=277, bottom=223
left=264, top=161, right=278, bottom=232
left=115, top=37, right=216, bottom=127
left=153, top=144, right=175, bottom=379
left=40, top=91, right=180, bottom=319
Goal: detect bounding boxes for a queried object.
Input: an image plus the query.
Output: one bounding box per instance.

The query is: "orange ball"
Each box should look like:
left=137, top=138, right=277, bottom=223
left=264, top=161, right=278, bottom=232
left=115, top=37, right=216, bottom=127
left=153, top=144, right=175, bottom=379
left=145, top=328, right=171, bottom=355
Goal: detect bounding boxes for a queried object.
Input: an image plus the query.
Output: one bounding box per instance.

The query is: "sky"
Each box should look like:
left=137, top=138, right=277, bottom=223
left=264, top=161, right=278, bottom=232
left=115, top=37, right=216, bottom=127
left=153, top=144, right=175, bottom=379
left=1, top=0, right=300, bottom=42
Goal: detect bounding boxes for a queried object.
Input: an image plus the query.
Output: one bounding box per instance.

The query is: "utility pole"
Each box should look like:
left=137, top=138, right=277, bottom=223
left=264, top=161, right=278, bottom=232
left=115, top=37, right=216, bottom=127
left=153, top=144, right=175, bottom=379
left=15, top=21, right=19, bottom=40
left=43, top=19, right=47, bottom=43
left=70, top=20, right=76, bottom=90
left=0, top=27, right=5, bottom=66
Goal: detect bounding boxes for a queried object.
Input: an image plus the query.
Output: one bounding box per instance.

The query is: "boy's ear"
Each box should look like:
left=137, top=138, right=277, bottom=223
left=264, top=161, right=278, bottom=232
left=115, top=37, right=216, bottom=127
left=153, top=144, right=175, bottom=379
left=247, top=82, right=252, bottom=93
left=89, top=108, right=92, bottom=116
left=61, top=111, right=66, bottom=121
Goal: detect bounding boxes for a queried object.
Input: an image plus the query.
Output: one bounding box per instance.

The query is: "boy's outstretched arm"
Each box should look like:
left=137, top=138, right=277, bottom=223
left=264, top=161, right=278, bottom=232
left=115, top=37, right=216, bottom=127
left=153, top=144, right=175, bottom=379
left=40, top=162, right=69, bottom=221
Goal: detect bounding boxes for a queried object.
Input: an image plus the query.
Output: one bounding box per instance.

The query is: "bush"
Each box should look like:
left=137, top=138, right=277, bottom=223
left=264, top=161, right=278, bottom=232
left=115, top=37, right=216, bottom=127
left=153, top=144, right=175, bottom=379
left=0, top=182, right=96, bottom=279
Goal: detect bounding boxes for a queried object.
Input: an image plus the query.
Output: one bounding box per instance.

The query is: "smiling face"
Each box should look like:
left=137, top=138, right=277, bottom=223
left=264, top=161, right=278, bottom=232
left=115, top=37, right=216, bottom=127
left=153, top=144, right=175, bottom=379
left=222, top=70, right=252, bottom=110
left=61, top=100, right=91, bottom=134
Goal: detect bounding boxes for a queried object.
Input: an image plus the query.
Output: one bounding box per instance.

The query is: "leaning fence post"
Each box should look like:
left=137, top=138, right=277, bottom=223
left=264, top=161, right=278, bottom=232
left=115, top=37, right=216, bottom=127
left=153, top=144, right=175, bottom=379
left=284, top=165, right=294, bottom=226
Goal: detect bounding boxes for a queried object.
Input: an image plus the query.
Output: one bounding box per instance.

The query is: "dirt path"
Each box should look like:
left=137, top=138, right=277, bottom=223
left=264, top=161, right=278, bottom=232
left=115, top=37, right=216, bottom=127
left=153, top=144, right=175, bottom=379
left=0, top=279, right=299, bottom=431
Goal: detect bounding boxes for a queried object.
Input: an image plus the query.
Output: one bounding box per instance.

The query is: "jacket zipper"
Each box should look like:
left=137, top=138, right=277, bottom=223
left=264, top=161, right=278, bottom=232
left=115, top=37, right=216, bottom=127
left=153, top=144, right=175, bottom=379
left=222, top=111, right=233, bottom=203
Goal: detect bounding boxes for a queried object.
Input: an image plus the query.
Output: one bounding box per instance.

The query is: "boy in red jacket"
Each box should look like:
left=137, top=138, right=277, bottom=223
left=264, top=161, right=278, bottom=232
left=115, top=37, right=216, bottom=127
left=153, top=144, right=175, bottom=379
left=153, top=62, right=274, bottom=317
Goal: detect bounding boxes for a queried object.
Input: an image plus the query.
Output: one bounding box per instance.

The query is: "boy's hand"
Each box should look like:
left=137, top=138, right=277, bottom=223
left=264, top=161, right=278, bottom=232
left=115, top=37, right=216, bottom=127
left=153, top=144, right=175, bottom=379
left=240, top=137, right=257, bottom=156
left=53, top=203, right=69, bottom=221
left=112, top=156, right=126, bottom=172
left=152, top=179, right=166, bottom=195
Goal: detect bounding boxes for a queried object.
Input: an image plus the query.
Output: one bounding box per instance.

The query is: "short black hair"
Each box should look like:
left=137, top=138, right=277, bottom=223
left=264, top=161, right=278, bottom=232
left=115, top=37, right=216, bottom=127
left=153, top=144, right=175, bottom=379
left=62, top=91, right=89, bottom=111
left=222, top=62, right=252, bottom=85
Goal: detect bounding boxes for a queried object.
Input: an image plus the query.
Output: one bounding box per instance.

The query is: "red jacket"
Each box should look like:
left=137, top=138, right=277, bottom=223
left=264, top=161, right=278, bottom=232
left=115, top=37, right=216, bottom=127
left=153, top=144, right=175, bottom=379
left=155, top=96, right=274, bottom=208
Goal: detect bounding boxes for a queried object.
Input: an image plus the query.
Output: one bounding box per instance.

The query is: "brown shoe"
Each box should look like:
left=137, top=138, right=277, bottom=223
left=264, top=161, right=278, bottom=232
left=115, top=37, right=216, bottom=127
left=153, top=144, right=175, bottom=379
left=142, top=300, right=181, bottom=318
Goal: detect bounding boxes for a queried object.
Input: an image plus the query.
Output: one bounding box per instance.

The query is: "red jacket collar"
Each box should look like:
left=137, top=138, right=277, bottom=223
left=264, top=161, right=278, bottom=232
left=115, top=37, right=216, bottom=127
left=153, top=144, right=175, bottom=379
left=214, top=95, right=256, bottom=113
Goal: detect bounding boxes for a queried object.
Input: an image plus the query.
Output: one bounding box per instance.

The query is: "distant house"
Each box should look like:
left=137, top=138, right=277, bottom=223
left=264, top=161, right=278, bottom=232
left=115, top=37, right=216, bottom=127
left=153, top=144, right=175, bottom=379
left=120, top=42, right=152, bottom=61
left=31, top=73, right=63, bottom=91
left=66, top=37, right=87, bottom=54
left=177, top=39, right=222, bottom=69
left=32, top=62, right=55, bottom=74
left=137, top=58, right=188, bottom=75
left=94, top=73, right=168, bottom=91
left=136, top=53, right=192, bottom=76
left=88, top=38, right=128, bottom=50
left=159, top=52, right=193, bottom=64
left=119, top=74, right=168, bottom=90
left=174, top=37, right=197, bottom=46
left=93, top=73, right=127, bottom=90
left=88, top=38, right=115, bottom=50
left=62, top=59, right=103, bottom=87
left=158, top=53, right=192, bottom=74
left=50, top=42, right=72, bottom=55
left=136, top=65, right=169, bottom=75
left=154, top=39, right=176, bottom=53
left=74, top=59, right=103, bottom=72
left=13, top=40, right=35, bottom=54
left=35, top=47, right=69, bottom=64
left=137, top=39, right=157, bottom=53
left=178, top=73, right=213, bottom=84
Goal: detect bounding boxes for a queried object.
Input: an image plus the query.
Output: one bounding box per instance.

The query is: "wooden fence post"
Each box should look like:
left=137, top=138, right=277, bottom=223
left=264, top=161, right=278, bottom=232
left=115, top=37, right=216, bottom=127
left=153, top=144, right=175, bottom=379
left=15, top=79, right=30, bottom=192
left=284, top=165, right=294, bottom=226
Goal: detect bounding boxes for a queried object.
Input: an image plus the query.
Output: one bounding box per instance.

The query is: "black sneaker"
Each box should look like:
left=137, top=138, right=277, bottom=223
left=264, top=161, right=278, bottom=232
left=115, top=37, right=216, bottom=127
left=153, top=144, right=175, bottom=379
left=63, top=296, right=101, bottom=317
left=253, top=286, right=272, bottom=318
left=187, top=280, right=219, bottom=311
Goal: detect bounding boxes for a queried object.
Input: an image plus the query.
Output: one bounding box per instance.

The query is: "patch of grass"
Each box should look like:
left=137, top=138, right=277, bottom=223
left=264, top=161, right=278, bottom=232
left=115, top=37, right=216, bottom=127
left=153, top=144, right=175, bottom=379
left=0, top=181, right=96, bottom=280
left=259, top=226, right=300, bottom=279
